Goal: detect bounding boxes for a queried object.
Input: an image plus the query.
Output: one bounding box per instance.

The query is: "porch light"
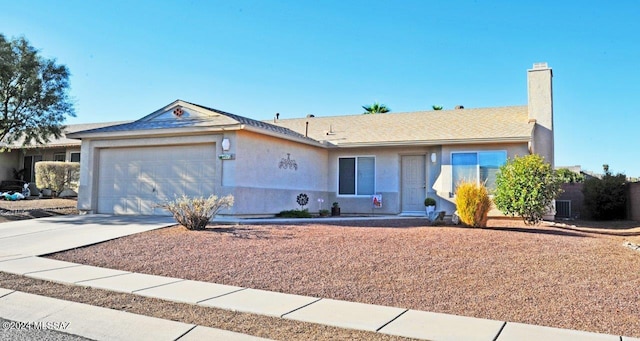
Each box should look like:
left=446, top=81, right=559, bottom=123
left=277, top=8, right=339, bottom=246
left=430, top=152, right=437, bottom=163
left=221, top=138, right=230, bottom=151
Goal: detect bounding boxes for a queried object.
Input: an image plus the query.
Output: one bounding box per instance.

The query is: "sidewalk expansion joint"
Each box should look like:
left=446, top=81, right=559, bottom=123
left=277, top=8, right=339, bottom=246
left=130, top=278, right=187, bottom=293
left=24, top=264, right=82, bottom=275
left=280, top=297, right=323, bottom=318
left=173, top=324, right=198, bottom=341
left=0, top=255, right=31, bottom=263
left=194, top=288, right=248, bottom=304
left=492, top=321, right=507, bottom=341
left=0, top=290, right=15, bottom=299
left=75, top=271, right=132, bottom=284
left=375, top=308, right=408, bottom=332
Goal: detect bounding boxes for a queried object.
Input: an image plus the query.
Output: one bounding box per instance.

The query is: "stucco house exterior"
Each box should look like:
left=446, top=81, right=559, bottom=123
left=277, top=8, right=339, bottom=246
left=67, top=63, right=555, bottom=217
left=0, top=122, right=128, bottom=192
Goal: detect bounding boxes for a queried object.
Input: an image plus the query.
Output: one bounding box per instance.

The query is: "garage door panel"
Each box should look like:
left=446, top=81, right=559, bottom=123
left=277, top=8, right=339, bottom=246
left=98, top=144, right=216, bottom=215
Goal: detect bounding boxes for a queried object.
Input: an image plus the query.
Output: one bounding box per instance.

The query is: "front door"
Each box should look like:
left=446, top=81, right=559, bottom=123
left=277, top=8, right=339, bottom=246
left=401, top=155, right=426, bottom=213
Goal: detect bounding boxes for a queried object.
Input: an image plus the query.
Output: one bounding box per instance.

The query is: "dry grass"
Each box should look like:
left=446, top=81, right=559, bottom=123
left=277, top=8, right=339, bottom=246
left=47, top=218, right=640, bottom=338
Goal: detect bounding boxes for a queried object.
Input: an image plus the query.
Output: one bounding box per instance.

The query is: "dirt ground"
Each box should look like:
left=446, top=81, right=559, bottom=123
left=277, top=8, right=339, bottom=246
left=46, top=218, right=640, bottom=338
left=2, top=202, right=640, bottom=339
left=0, top=198, right=78, bottom=222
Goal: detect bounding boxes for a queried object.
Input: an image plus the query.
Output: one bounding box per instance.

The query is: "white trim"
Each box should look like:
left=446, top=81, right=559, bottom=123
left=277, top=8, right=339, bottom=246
left=336, top=155, right=376, bottom=197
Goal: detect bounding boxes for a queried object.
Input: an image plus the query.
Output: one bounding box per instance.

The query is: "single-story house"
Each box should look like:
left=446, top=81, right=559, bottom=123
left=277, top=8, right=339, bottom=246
left=0, top=122, right=129, bottom=192
left=67, top=63, right=555, bottom=217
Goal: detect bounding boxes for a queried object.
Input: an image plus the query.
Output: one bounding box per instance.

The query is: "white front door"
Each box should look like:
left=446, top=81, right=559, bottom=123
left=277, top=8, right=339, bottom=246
left=401, top=155, right=426, bottom=213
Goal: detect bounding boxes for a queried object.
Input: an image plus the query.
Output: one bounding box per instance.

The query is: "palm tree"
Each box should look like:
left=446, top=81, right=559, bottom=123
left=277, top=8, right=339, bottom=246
left=362, top=102, right=390, bottom=114
left=432, top=105, right=443, bottom=110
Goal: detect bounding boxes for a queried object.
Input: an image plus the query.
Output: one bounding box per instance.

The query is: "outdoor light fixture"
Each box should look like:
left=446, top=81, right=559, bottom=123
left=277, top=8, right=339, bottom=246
left=221, top=138, right=230, bottom=151
left=430, top=152, right=437, bottom=163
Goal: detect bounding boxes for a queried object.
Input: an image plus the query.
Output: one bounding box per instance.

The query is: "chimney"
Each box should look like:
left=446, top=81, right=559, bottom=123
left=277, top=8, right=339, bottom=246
left=527, top=62, right=554, bottom=167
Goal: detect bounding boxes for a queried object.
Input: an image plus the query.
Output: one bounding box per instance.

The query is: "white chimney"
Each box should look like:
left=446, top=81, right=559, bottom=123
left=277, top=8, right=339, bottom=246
left=527, top=62, right=554, bottom=167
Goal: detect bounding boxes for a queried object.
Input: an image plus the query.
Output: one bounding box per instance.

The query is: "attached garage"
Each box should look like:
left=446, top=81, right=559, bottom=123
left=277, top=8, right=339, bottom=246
left=96, top=144, right=216, bottom=215
left=68, top=100, right=327, bottom=216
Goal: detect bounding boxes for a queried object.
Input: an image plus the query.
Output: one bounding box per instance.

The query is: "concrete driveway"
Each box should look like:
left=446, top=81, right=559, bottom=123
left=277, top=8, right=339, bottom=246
left=0, top=215, right=175, bottom=260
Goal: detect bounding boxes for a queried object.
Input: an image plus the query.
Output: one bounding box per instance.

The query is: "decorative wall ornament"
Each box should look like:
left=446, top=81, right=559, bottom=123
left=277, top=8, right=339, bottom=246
left=173, top=107, right=184, bottom=117
left=279, top=153, right=298, bottom=170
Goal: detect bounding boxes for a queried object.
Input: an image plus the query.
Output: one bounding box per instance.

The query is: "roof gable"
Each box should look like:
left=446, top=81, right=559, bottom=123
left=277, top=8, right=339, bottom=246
left=67, top=100, right=318, bottom=146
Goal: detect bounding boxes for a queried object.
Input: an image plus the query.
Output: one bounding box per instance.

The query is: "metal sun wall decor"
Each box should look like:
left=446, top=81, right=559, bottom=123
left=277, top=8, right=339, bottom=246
left=279, top=153, right=298, bottom=170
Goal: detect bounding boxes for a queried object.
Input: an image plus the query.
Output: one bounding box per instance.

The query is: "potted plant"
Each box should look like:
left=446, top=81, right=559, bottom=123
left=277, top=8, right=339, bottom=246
left=424, top=197, right=436, bottom=214
left=331, top=202, right=341, bottom=216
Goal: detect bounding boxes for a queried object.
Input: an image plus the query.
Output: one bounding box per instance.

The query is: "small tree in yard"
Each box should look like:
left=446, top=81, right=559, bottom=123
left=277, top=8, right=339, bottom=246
left=159, top=194, right=234, bottom=230
left=582, top=165, right=627, bottom=220
left=35, top=161, right=79, bottom=196
left=455, top=180, right=492, bottom=227
left=494, top=154, right=562, bottom=225
left=0, top=35, right=75, bottom=148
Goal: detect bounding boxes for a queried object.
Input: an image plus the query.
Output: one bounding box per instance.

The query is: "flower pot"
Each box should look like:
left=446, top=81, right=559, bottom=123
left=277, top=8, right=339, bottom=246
left=426, top=205, right=436, bottom=214
left=331, top=207, right=341, bottom=216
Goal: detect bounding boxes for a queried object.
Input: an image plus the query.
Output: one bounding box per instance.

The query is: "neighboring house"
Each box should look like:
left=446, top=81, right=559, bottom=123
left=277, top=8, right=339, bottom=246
left=0, top=122, right=130, bottom=189
left=68, top=63, right=555, bottom=217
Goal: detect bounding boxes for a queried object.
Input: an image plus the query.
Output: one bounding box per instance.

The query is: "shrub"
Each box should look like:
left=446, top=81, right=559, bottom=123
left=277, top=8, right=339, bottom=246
left=424, top=197, right=437, bottom=206
left=35, top=161, right=80, bottom=196
left=159, top=194, right=234, bottom=230
left=455, top=180, right=491, bottom=227
left=582, top=165, right=627, bottom=220
left=556, top=168, right=584, bottom=184
left=494, top=154, right=562, bottom=225
left=276, top=209, right=312, bottom=218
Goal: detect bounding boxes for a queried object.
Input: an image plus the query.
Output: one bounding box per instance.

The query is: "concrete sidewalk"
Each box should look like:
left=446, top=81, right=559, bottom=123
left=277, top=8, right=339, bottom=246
left=0, top=256, right=638, bottom=341
left=0, top=214, right=175, bottom=260
left=0, top=287, right=270, bottom=340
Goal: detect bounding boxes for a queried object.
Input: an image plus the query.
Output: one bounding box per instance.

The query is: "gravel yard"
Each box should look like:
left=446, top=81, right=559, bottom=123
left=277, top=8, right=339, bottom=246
left=47, top=218, right=640, bottom=338
left=0, top=198, right=78, bottom=222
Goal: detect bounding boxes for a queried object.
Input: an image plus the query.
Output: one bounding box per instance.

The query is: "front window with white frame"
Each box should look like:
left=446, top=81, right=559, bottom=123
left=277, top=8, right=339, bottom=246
left=338, top=156, right=375, bottom=195
left=452, top=151, right=507, bottom=192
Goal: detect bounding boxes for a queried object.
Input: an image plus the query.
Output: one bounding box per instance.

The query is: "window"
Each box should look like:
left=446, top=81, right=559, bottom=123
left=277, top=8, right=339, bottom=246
left=452, top=151, right=507, bottom=191
left=54, top=153, right=66, bottom=162
left=70, top=152, right=81, bottom=163
left=338, top=157, right=375, bottom=195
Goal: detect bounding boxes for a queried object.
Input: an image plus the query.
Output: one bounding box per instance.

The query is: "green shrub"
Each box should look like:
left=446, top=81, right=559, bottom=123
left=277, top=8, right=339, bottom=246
left=582, top=165, right=627, bottom=220
left=159, top=194, right=234, bottom=230
left=424, top=197, right=437, bottom=206
left=276, top=209, right=312, bottom=218
left=455, top=180, right=492, bottom=227
left=35, top=161, right=80, bottom=196
left=494, top=154, right=562, bottom=225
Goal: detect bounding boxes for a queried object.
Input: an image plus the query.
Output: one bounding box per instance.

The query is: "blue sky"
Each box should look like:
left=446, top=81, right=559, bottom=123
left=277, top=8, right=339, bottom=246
left=3, top=1, right=639, bottom=176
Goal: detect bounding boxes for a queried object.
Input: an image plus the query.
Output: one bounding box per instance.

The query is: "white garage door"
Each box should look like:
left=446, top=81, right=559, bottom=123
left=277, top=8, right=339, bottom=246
left=97, top=144, right=216, bottom=215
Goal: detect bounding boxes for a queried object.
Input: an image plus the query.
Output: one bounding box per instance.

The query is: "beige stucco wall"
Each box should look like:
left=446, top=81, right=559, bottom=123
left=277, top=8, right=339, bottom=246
left=433, top=143, right=530, bottom=214
left=327, top=146, right=441, bottom=215
left=0, top=147, right=80, bottom=182
left=0, top=151, right=20, bottom=180
left=227, top=130, right=329, bottom=215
